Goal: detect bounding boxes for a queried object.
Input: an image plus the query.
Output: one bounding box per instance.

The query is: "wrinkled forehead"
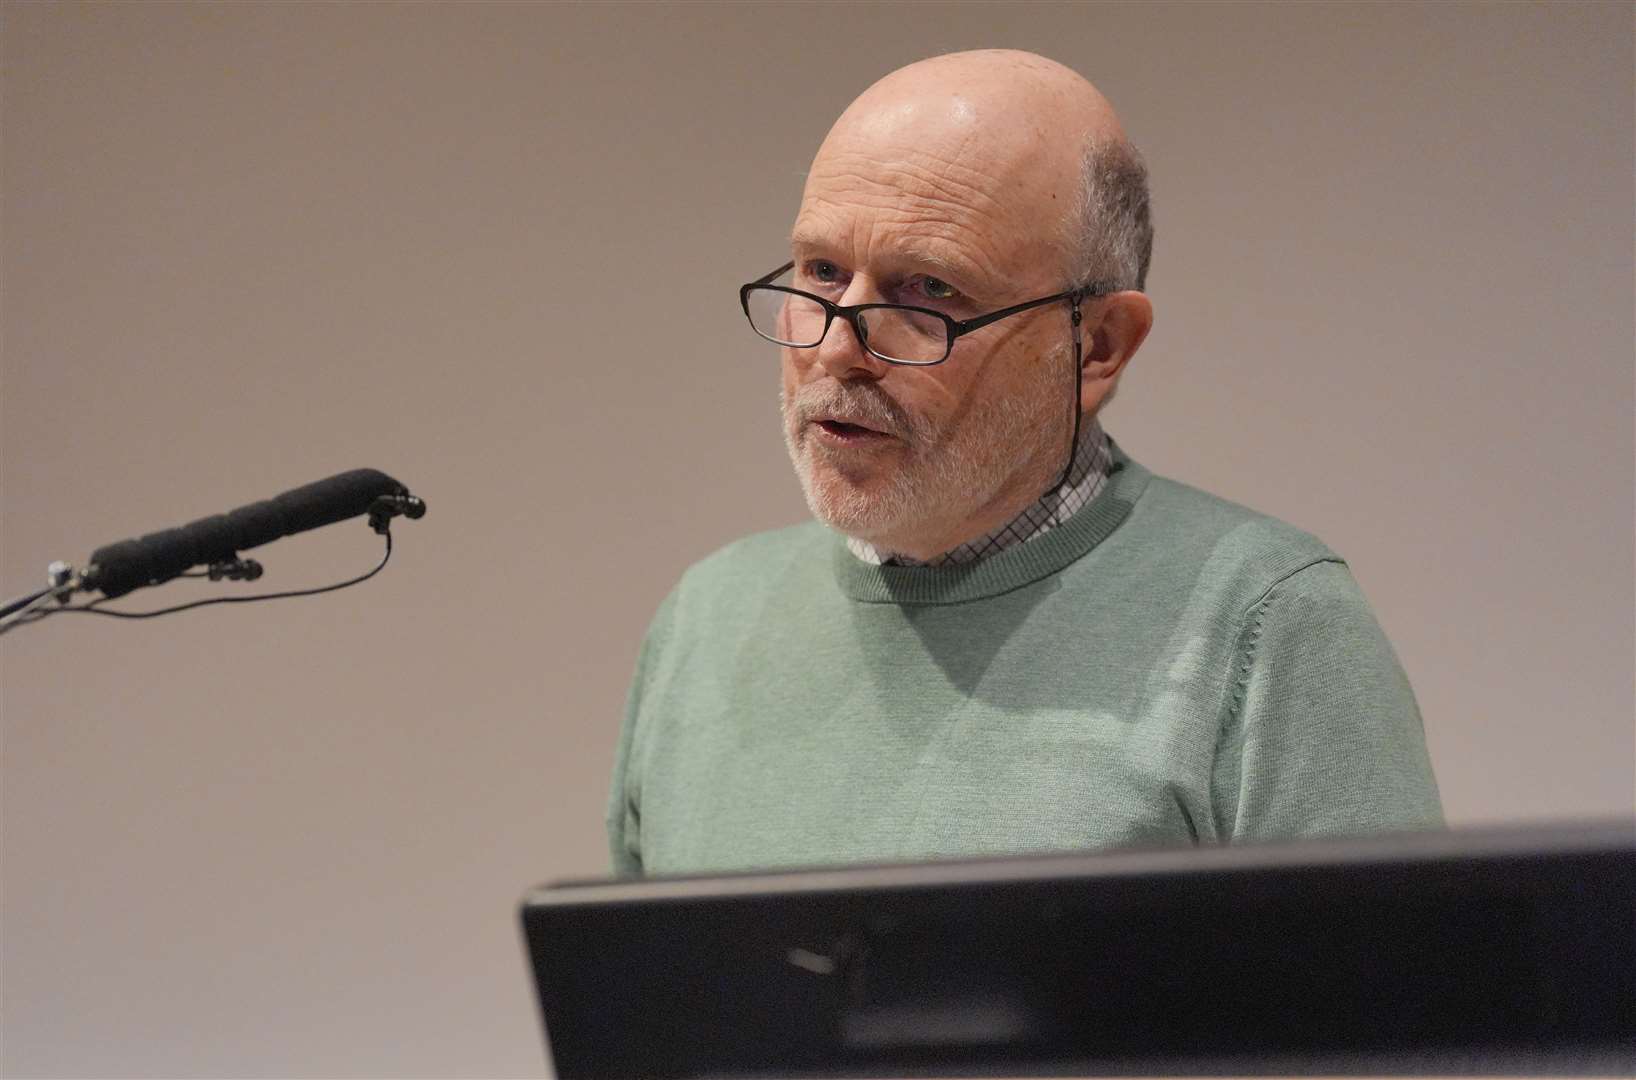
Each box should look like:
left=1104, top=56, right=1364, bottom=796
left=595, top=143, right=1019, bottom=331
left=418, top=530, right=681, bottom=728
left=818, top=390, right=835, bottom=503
left=793, top=96, right=1075, bottom=290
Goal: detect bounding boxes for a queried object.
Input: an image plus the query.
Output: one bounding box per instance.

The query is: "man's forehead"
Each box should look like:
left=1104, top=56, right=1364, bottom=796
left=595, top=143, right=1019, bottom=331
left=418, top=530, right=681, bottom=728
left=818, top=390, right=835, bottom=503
left=805, top=104, right=1054, bottom=215
left=791, top=152, right=1057, bottom=290
left=793, top=86, right=1075, bottom=275
left=790, top=219, right=992, bottom=285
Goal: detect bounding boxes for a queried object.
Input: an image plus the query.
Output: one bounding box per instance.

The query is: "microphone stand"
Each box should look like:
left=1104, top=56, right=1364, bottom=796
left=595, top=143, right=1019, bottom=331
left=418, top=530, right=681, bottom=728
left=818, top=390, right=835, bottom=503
left=0, top=586, right=56, bottom=621
left=0, top=566, right=80, bottom=631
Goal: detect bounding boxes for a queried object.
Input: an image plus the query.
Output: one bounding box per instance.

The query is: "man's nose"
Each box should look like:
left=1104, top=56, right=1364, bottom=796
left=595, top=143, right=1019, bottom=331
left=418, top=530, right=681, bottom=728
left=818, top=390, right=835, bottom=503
left=814, top=289, right=890, bottom=382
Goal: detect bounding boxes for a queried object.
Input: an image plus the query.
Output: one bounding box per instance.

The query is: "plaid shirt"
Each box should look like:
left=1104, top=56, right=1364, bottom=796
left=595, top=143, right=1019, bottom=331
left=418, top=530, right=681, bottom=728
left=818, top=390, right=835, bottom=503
left=846, top=416, right=1114, bottom=568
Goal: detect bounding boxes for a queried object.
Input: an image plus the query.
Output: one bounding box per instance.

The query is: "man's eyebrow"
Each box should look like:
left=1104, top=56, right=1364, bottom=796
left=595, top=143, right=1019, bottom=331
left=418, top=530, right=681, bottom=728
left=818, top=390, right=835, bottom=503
left=788, top=233, right=989, bottom=290
left=896, top=245, right=983, bottom=285
left=788, top=231, right=834, bottom=255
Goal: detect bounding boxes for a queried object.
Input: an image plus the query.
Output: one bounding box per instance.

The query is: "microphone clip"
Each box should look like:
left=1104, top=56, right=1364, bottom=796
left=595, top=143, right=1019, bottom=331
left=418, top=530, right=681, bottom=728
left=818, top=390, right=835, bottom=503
left=206, top=557, right=264, bottom=582
left=367, top=494, right=427, bottom=535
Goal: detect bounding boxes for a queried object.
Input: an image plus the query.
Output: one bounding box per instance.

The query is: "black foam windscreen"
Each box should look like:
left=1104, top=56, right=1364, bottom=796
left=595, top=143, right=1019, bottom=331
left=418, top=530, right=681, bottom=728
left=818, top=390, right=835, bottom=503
left=86, top=469, right=408, bottom=599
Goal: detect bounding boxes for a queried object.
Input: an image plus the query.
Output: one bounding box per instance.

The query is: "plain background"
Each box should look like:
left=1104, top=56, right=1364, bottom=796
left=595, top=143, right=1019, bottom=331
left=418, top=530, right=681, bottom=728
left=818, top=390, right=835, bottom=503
left=2, top=2, right=1631, bottom=1076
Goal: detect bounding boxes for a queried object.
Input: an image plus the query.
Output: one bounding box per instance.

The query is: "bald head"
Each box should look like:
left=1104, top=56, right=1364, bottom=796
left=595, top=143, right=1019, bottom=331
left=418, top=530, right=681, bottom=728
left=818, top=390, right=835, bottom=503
left=837, top=49, right=1127, bottom=150
left=804, top=49, right=1147, bottom=291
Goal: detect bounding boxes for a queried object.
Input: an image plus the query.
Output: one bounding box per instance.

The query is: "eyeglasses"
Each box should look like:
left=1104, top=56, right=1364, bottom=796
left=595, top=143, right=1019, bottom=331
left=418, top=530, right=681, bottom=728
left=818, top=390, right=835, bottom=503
left=739, top=261, right=1114, bottom=366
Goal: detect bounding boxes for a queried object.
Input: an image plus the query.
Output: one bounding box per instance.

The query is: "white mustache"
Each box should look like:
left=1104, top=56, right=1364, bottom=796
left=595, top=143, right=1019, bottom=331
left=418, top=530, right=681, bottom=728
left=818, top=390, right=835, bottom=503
left=790, top=382, right=920, bottom=442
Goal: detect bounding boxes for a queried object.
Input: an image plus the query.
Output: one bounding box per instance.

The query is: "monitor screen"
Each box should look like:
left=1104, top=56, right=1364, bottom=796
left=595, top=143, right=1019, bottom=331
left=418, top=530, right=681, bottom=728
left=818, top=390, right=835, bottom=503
left=521, top=822, right=1635, bottom=1078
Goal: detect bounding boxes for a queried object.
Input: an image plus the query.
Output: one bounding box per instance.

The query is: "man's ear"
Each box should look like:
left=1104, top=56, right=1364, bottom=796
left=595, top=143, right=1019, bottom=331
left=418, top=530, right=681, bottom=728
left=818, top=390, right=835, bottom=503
left=1080, top=290, right=1153, bottom=415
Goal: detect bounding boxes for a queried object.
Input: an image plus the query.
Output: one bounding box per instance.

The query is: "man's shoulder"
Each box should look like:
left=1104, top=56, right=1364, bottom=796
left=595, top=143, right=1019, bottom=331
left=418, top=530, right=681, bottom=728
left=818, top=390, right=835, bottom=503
left=1118, top=466, right=1345, bottom=591
left=639, top=521, right=832, bottom=647
left=690, top=519, right=830, bottom=570
left=673, top=519, right=833, bottom=597
left=1141, top=472, right=1335, bottom=546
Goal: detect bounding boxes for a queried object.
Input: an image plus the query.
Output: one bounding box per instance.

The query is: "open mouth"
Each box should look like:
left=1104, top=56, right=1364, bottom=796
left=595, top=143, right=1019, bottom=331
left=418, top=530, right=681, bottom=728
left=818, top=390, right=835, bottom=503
left=814, top=419, right=893, bottom=444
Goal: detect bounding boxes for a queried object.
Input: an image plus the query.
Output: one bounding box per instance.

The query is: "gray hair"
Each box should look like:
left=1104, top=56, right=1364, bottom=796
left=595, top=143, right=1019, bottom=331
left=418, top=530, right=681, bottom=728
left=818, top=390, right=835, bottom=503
left=1065, top=136, right=1154, bottom=292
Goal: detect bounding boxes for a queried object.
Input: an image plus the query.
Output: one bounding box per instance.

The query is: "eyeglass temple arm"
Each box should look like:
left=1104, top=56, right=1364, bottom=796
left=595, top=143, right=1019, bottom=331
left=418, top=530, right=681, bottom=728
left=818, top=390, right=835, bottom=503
left=953, top=282, right=1120, bottom=336
left=752, top=261, right=795, bottom=286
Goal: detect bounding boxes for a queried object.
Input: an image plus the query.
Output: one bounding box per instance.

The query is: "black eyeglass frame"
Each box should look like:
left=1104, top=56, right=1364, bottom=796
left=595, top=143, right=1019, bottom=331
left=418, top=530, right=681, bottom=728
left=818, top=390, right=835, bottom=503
left=739, top=261, right=1117, bottom=367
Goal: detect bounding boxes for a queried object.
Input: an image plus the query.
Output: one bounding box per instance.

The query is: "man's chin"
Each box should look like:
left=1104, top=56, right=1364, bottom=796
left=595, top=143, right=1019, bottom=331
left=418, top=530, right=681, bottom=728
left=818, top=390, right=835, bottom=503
left=798, top=466, right=905, bottom=541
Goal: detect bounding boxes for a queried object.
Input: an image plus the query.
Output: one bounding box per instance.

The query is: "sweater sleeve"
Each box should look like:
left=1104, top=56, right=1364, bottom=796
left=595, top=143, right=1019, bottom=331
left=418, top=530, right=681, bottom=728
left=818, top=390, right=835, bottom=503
left=1210, top=559, right=1444, bottom=843
left=606, top=589, right=678, bottom=877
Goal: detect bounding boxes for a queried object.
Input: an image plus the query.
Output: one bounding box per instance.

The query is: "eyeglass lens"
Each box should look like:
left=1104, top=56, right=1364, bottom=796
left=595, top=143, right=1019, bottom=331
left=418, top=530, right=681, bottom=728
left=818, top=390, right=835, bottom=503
left=745, top=285, right=950, bottom=364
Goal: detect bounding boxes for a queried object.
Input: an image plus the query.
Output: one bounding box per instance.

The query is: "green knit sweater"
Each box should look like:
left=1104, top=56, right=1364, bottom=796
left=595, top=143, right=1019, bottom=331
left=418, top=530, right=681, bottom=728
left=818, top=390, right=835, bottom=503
left=608, top=449, right=1442, bottom=877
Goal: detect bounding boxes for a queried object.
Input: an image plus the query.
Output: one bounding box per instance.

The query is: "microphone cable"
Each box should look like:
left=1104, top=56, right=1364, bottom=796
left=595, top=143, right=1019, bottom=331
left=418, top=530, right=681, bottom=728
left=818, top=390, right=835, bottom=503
left=0, top=530, right=392, bottom=631
left=0, top=533, right=391, bottom=635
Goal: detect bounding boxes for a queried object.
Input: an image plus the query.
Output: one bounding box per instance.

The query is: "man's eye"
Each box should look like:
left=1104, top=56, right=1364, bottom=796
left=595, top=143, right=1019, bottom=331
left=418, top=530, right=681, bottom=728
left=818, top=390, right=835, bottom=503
left=919, top=277, right=957, bottom=301
left=798, top=261, right=847, bottom=293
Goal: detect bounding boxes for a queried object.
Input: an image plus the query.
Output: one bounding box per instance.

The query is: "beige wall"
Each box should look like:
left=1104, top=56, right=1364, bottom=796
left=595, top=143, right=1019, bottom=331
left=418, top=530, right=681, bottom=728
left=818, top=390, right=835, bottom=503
left=2, top=2, right=1630, bottom=1076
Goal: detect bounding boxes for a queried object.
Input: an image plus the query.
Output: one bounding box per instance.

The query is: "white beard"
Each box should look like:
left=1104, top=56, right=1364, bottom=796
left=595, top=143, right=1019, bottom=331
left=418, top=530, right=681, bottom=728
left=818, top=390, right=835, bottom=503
left=781, top=342, right=1074, bottom=548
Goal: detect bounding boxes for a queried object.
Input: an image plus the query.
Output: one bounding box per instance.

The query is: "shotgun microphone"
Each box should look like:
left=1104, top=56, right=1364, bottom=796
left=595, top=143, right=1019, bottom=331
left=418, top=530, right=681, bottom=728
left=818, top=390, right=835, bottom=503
left=82, top=469, right=420, bottom=599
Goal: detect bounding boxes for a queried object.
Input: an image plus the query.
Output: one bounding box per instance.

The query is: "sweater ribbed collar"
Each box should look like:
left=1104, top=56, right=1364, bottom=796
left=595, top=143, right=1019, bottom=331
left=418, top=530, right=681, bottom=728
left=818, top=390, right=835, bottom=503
left=830, top=443, right=1152, bottom=605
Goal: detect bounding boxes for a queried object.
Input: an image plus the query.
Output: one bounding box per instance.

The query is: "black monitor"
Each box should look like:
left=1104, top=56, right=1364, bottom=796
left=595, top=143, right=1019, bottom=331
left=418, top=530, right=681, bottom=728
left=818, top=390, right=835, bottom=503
left=520, top=822, right=1635, bottom=1078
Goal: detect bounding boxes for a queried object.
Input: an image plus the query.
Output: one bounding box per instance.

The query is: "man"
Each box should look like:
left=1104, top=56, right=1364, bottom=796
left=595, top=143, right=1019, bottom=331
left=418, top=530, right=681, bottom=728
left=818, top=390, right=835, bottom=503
left=608, top=50, right=1441, bottom=877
